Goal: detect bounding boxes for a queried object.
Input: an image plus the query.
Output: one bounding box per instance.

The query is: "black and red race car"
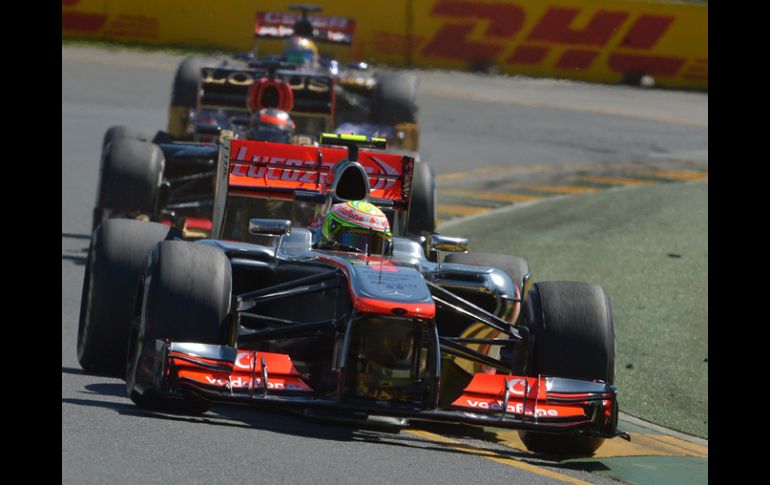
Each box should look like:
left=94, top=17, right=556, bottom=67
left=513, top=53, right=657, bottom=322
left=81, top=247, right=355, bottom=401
left=78, top=134, right=626, bottom=456
left=92, top=64, right=436, bottom=240
left=167, top=4, right=420, bottom=151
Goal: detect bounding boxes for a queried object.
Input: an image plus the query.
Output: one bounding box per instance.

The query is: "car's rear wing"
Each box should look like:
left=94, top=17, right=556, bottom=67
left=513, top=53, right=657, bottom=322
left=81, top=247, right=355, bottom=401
left=211, top=137, right=415, bottom=237
left=254, top=11, right=355, bottom=46
left=221, top=137, right=413, bottom=204
left=198, top=67, right=335, bottom=116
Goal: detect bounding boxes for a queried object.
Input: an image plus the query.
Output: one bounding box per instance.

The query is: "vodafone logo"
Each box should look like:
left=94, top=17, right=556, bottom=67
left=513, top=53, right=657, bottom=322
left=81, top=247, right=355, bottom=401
left=235, top=352, right=253, bottom=370
left=465, top=399, right=558, bottom=417
left=507, top=378, right=528, bottom=396
left=203, top=375, right=289, bottom=390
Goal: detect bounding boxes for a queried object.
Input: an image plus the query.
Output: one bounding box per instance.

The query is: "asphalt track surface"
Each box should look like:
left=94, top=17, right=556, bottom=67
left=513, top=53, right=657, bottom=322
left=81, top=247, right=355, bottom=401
left=62, top=46, right=707, bottom=484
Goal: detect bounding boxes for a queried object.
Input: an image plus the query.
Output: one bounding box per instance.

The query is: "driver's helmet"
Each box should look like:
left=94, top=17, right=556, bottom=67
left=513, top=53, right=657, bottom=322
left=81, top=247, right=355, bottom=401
left=321, top=201, right=392, bottom=254
left=282, top=35, right=319, bottom=67
left=248, top=108, right=295, bottom=143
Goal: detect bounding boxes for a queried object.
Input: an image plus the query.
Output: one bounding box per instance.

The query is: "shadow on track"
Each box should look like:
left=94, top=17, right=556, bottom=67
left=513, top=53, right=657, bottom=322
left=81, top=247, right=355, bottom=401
left=62, top=371, right=612, bottom=471
left=62, top=232, right=92, bottom=240
left=62, top=254, right=87, bottom=265
left=62, top=232, right=90, bottom=265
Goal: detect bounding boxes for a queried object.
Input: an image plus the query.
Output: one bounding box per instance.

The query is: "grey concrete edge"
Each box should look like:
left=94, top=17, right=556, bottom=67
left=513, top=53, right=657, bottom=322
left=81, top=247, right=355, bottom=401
left=619, top=413, right=708, bottom=448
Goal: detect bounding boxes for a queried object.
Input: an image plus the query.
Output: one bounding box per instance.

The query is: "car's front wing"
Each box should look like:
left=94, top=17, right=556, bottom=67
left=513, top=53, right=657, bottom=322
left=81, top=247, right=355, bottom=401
left=140, top=341, right=624, bottom=438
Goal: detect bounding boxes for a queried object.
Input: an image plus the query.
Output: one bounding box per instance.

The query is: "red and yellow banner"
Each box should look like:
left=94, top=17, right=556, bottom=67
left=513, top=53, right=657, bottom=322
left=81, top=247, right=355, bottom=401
left=62, top=0, right=707, bottom=89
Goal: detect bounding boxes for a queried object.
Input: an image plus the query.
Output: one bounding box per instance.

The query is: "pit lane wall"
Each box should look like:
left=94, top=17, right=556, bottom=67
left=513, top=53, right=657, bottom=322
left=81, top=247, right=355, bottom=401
left=62, top=0, right=707, bottom=90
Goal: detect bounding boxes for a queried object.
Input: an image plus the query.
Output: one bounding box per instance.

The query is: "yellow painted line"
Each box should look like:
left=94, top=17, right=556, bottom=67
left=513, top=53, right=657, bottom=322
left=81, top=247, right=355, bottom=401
left=443, top=189, right=543, bottom=204
left=406, top=430, right=594, bottom=485
left=493, top=430, right=708, bottom=458
left=437, top=203, right=491, bottom=217
left=421, top=86, right=708, bottom=128
left=571, top=175, right=655, bottom=186
left=628, top=168, right=709, bottom=181
left=653, top=435, right=709, bottom=456
left=508, top=183, right=600, bottom=195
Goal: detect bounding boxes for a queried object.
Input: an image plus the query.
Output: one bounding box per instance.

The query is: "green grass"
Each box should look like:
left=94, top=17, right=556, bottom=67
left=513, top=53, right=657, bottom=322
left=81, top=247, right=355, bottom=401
left=441, top=181, right=708, bottom=438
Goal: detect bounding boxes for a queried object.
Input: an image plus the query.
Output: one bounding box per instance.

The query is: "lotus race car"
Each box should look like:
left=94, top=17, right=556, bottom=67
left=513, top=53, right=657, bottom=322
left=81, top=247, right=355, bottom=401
left=167, top=4, right=420, bottom=151
left=78, top=134, right=626, bottom=456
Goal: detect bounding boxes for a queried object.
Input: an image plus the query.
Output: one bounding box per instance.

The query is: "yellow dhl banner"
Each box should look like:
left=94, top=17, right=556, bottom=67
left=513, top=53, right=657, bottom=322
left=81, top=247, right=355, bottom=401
left=62, top=0, right=707, bottom=89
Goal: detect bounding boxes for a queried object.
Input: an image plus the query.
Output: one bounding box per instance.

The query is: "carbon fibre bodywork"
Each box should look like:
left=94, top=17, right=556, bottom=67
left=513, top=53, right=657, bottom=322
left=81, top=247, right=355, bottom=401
left=129, top=230, right=622, bottom=439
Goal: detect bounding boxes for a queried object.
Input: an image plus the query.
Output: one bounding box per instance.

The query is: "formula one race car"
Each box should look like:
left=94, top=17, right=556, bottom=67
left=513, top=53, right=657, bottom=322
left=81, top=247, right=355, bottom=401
left=78, top=134, right=625, bottom=456
left=167, top=4, right=420, bottom=151
left=92, top=71, right=436, bottom=238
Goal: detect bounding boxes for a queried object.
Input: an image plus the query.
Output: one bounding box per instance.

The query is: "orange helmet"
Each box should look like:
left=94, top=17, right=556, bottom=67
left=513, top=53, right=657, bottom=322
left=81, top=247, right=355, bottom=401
left=248, top=108, right=295, bottom=143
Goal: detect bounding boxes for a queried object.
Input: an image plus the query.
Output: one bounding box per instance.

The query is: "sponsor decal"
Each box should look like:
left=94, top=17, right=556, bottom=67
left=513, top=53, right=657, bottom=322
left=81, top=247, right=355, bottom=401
left=506, top=377, right=528, bottom=396
left=203, top=375, right=308, bottom=391
left=62, top=1, right=158, bottom=39
left=201, top=68, right=332, bottom=93
left=62, top=0, right=106, bottom=32
left=229, top=154, right=402, bottom=190
left=419, top=0, right=702, bottom=80
left=465, top=399, right=559, bottom=416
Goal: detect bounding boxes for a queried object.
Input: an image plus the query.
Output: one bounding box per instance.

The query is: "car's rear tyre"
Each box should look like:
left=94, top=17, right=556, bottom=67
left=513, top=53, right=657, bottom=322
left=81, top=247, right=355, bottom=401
left=102, top=125, right=173, bottom=150
left=371, top=72, right=418, bottom=124
left=102, top=125, right=156, bottom=150
left=93, top=138, right=165, bottom=231
left=516, top=281, right=616, bottom=456
left=77, top=219, right=180, bottom=377
left=406, top=161, right=436, bottom=238
left=126, top=241, right=232, bottom=414
left=168, top=56, right=211, bottom=139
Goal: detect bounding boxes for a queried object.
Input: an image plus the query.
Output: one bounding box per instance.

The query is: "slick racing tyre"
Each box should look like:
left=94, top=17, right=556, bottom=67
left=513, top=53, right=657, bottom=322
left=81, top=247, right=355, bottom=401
left=371, top=72, right=418, bottom=125
left=102, top=125, right=173, bottom=150
left=92, top=138, right=165, bottom=231
left=78, top=219, right=181, bottom=377
left=102, top=125, right=155, bottom=150
left=406, top=161, right=436, bottom=238
left=168, top=56, right=211, bottom=139
left=516, top=281, right=616, bottom=456
left=126, top=241, right=232, bottom=414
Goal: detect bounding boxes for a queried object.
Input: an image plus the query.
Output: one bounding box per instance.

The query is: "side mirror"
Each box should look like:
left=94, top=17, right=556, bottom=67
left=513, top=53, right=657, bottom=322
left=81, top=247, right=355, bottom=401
left=249, top=219, right=292, bottom=237
left=429, top=234, right=469, bottom=253
left=429, top=234, right=469, bottom=271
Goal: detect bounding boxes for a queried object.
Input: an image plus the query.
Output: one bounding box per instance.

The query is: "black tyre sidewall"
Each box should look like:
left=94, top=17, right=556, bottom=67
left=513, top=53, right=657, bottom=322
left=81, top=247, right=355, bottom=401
left=77, top=219, right=180, bottom=377
left=171, top=56, right=209, bottom=108
left=517, top=280, right=616, bottom=456
left=524, top=281, right=615, bottom=384
left=97, top=138, right=164, bottom=218
left=406, top=162, right=436, bottom=237
left=102, top=125, right=157, bottom=150
left=145, top=241, right=231, bottom=344
left=127, top=241, right=231, bottom=411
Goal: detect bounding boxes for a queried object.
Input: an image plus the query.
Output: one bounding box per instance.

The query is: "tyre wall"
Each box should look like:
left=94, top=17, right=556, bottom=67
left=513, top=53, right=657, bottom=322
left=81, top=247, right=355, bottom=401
left=62, top=0, right=707, bottom=90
